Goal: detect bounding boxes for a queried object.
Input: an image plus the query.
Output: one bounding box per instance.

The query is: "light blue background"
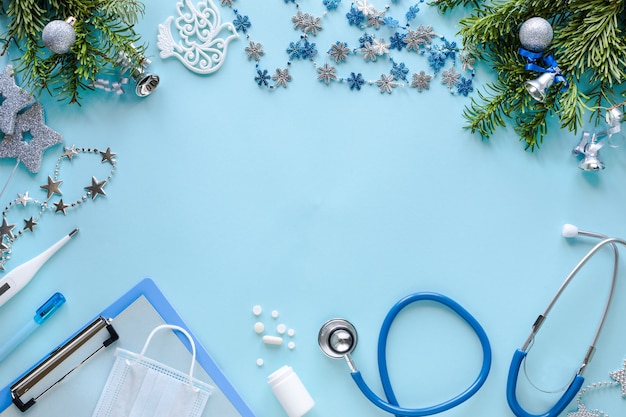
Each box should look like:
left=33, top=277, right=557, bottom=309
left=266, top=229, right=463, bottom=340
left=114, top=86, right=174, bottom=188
left=1, top=1, right=626, bottom=417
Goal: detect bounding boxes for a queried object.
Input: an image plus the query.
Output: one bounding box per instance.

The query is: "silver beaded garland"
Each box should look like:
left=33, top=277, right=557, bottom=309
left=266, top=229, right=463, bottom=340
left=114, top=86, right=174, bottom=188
left=519, top=17, right=553, bottom=53
left=42, top=17, right=77, bottom=54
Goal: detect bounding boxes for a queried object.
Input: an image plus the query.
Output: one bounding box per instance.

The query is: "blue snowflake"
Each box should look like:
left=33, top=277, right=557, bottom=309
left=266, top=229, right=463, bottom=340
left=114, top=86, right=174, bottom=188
left=389, top=32, right=406, bottom=51
left=286, top=42, right=301, bottom=60
left=358, top=33, right=374, bottom=48
left=255, top=68, right=271, bottom=87
left=323, top=0, right=341, bottom=11
left=284, top=0, right=296, bottom=2
left=428, top=44, right=450, bottom=73
left=233, top=11, right=251, bottom=34
left=405, top=5, right=420, bottom=22
left=346, top=5, right=365, bottom=26
left=299, top=38, right=318, bottom=59
left=383, top=16, right=399, bottom=29
left=347, top=72, right=365, bottom=90
left=442, top=38, right=458, bottom=60
left=390, top=60, right=409, bottom=81
left=456, top=77, right=474, bottom=96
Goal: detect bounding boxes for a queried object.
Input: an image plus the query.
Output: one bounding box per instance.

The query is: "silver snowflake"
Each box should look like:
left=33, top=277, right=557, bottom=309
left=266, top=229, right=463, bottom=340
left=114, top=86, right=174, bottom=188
left=245, top=40, right=264, bottom=61
left=441, top=66, right=460, bottom=88
left=304, top=15, right=323, bottom=35
left=292, top=11, right=308, bottom=31
left=410, top=71, right=432, bottom=91
left=329, top=42, right=351, bottom=63
left=356, top=0, right=377, bottom=17
left=367, top=14, right=384, bottom=29
left=371, top=38, right=390, bottom=56
left=316, top=63, right=337, bottom=84
left=460, top=52, right=476, bottom=71
left=376, top=74, right=397, bottom=94
left=360, top=42, right=378, bottom=61
left=272, top=67, right=292, bottom=88
left=220, top=0, right=234, bottom=7
left=404, top=25, right=435, bottom=51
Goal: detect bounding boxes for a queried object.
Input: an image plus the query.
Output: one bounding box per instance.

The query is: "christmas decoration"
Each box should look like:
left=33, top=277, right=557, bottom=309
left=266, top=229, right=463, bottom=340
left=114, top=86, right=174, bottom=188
left=432, top=0, right=626, bottom=150
left=0, top=0, right=147, bottom=103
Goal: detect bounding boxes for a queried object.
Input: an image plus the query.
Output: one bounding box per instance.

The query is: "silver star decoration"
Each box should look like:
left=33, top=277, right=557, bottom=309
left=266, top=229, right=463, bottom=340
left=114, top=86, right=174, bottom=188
left=361, top=42, right=378, bottom=61
left=0, top=66, right=35, bottom=135
left=610, top=358, right=626, bottom=397
left=411, top=71, right=432, bottom=91
left=0, top=103, right=63, bottom=173
left=85, top=176, right=107, bottom=200
left=441, top=66, right=461, bottom=88
left=23, top=217, right=37, bottom=232
left=272, top=68, right=292, bottom=88
left=62, top=145, right=79, bottom=160
left=404, top=25, right=436, bottom=51
left=16, top=191, right=33, bottom=206
left=567, top=404, right=600, bottom=417
left=100, top=147, right=116, bottom=164
left=316, top=63, right=337, bottom=84
left=54, top=199, right=69, bottom=214
left=329, top=42, right=351, bottom=63
left=245, top=40, right=264, bottom=61
left=0, top=218, right=15, bottom=239
left=40, top=175, right=63, bottom=198
left=376, top=74, right=398, bottom=94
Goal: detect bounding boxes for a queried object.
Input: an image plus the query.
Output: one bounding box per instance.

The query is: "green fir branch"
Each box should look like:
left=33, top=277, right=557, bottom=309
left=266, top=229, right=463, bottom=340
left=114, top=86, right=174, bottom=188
left=0, top=0, right=145, bottom=103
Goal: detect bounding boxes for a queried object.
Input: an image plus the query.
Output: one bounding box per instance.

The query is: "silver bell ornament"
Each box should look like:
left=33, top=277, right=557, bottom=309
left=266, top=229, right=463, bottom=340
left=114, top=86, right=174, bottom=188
left=525, top=72, right=555, bottom=102
left=117, top=47, right=160, bottom=97
left=519, top=17, right=553, bottom=53
left=572, top=132, right=605, bottom=171
left=42, top=17, right=77, bottom=54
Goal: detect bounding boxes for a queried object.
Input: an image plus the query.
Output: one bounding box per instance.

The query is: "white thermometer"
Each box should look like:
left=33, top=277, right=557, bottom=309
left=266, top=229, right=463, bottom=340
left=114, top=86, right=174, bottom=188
left=0, top=228, right=78, bottom=308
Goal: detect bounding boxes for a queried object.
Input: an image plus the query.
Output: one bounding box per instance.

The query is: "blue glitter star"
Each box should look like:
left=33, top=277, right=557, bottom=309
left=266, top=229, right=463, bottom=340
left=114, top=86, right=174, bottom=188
left=347, top=72, right=365, bottom=90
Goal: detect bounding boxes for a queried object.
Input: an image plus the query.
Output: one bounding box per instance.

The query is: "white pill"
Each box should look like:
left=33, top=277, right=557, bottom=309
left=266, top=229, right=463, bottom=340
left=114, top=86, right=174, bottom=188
left=271, top=310, right=279, bottom=319
left=253, top=322, right=265, bottom=334
left=262, top=335, right=284, bottom=345
left=252, top=305, right=263, bottom=316
left=277, top=324, right=287, bottom=334
left=287, top=328, right=295, bottom=337
left=256, top=358, right=264, bottom=366
left=288, top=341, right=296, bottom=350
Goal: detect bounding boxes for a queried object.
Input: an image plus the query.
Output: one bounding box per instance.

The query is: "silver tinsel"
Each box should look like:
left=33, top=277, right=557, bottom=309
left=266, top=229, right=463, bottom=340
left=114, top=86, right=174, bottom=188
left=519, top=17, right=553, bottom=53
left=42, top=18, right=77, bottom=54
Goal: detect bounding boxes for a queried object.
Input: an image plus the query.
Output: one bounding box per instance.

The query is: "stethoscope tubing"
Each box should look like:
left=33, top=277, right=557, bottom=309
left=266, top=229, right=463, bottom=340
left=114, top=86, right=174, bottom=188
left=351, top=292, right=492, bottom=416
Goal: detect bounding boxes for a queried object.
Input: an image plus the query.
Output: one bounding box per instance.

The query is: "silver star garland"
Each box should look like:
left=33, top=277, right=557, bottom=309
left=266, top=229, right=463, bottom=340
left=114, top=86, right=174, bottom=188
left=0, top=145, right=117, bottom=271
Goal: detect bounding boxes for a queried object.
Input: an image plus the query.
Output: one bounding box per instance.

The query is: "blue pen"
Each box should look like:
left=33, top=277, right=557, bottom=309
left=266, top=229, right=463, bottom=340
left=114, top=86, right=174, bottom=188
left=0, top=292, right=66, bottom=363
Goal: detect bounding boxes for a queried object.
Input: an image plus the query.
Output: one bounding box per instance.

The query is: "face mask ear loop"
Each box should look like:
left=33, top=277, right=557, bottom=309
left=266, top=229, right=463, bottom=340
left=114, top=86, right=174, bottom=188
left=133, top=324, right=200, bottom=391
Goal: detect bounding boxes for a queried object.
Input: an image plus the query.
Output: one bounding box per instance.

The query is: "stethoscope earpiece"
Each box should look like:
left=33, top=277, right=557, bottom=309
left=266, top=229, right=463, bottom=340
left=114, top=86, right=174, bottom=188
left=317, top=318, right=357, bottom=359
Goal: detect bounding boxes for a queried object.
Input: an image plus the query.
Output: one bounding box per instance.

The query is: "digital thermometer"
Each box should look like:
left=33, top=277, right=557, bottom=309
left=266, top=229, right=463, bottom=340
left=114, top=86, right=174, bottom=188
left=0, top=228, right=78, bottom=308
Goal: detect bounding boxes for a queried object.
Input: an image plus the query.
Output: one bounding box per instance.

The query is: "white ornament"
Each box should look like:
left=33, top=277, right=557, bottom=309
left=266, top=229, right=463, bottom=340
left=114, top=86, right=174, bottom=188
left=157, top=0, right=239, bottom=74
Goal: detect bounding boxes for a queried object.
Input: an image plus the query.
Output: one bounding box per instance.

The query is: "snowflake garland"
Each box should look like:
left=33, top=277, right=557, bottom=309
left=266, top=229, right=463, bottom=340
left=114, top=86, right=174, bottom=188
left=223, top=0, right=476, bottom=95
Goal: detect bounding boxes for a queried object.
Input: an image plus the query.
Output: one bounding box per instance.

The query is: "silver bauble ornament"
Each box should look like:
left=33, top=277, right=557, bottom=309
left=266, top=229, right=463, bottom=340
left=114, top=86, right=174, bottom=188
left=519, top=17, right=553, bottom=53
left=42, top=17, right=77, bottom=54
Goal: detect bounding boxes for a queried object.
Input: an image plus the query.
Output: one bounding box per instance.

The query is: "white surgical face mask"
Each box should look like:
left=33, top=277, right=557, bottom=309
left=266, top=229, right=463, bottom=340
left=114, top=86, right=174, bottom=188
left=92, top=324, right=213, bottom=417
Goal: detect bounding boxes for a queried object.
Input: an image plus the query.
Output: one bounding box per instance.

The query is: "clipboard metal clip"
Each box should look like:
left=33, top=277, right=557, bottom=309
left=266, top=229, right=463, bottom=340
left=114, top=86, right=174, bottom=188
left=10, top=316, right=119, bottom=412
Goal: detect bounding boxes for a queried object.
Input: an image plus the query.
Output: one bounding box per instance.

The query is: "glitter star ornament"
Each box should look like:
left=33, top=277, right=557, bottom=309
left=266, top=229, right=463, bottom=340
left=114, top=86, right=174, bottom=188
left=0, top=103, right=63, bottom=173
left=609, top=359, right=626, bottom=397
left=0, top=66, right=35, bottom=135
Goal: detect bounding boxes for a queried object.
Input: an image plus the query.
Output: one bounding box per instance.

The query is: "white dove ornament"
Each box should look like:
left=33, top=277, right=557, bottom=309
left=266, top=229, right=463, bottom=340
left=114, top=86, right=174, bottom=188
left=157, top=0, right=239, bottom=74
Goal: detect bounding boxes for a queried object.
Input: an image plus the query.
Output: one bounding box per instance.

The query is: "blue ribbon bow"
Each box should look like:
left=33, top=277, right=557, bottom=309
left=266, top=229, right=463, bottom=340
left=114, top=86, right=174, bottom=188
left=519, top=48, right=568, bottom=92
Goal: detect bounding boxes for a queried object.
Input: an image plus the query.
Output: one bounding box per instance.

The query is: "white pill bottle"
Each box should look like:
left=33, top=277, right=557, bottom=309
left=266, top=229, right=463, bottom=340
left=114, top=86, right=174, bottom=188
left=268, top=365, right=315, bottom=417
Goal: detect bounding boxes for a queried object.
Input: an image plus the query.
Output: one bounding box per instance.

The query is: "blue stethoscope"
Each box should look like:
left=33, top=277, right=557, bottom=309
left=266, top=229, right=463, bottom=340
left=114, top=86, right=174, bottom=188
left=318, top=292, right=492, bottom=416
left=507, top=224, right=622, bottom=417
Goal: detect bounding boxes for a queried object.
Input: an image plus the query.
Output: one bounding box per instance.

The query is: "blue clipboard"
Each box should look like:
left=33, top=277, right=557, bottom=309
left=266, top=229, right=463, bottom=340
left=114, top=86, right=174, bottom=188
left=0, top=278, right=257, bottom=417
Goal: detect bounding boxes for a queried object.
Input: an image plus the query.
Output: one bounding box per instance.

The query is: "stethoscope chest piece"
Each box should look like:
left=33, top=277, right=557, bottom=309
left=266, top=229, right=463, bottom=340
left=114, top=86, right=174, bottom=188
left=318, top=318, right=357, bottom=359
